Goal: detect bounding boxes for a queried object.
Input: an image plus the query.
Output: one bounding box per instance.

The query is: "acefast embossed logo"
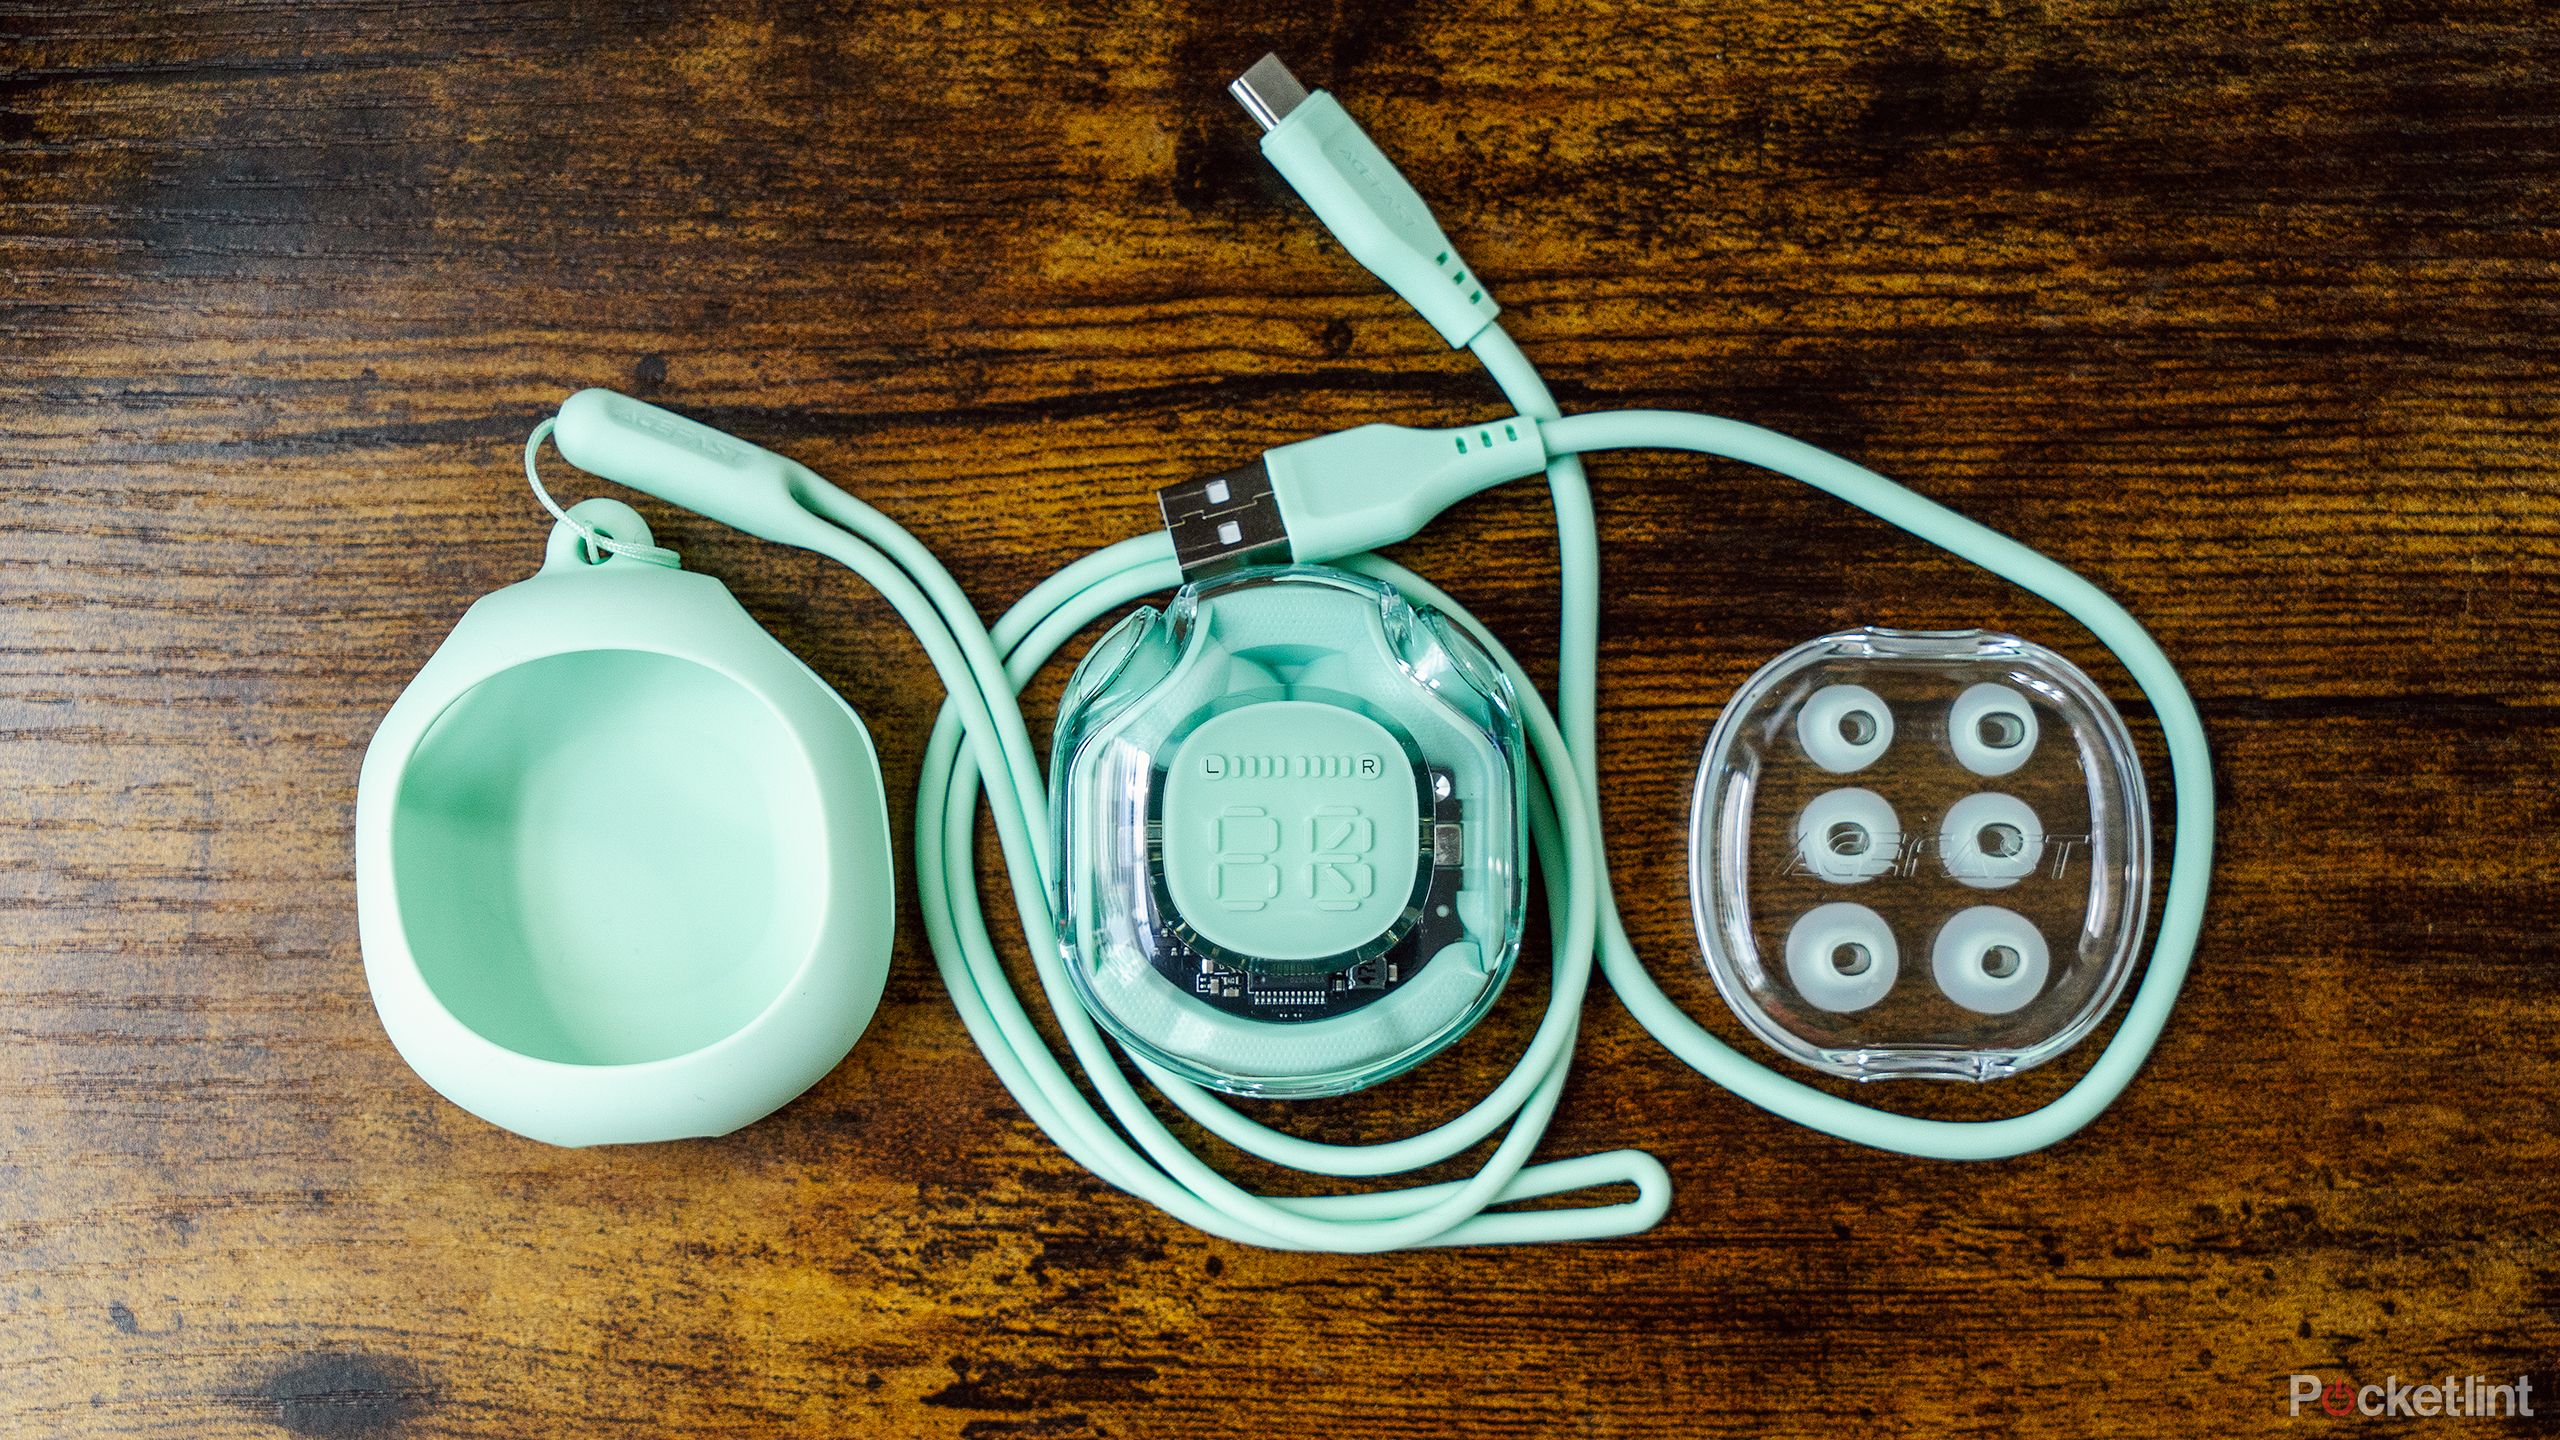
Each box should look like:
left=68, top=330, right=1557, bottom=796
left=1199, top=752, right=1385, bottom=781
left=1327, top=135, right=1423, bottom=231
left=606, top=395, right=747, bottom=465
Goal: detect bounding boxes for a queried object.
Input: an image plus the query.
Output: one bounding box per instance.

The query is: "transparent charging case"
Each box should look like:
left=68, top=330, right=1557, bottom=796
left=1690, top=629, right=2151, bottom=1081
left=1052, top=566, right=1527, bottom=1098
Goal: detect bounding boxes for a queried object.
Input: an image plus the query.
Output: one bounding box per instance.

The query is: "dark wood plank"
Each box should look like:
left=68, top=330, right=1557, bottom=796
left=3, top=1, right=2556, bottom=1435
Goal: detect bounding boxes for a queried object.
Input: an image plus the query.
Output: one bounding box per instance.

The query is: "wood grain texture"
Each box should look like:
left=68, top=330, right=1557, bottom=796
left=4, top=0, right=2557, bottom=1434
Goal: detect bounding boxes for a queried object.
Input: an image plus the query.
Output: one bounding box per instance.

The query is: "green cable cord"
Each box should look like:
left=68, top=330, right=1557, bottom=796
left=874, top=317, right=2208, bottom=1240
left=539, top=307, right=2210, bottom=1240
left=1532, top=408, right=2217, bottom=1158
left=833, top=56, right=2217, bottom=1243
left=1462, top=322, right=2214, bottom=1159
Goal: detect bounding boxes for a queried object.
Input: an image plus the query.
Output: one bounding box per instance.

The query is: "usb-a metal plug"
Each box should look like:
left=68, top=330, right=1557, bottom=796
left=1157, top=459, right=1293, bottom=578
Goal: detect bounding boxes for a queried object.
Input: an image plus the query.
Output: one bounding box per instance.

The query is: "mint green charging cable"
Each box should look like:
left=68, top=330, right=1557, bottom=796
left=543, top=392, right=1675, bottom=1250
left=1532, top=407, right=2215, bottom=1159
left=535, top=59, right=2215, bottom=1249
left=1213, top=54, right=2217, bottom=1162
left=543, top=341, right=2212, bottom=1241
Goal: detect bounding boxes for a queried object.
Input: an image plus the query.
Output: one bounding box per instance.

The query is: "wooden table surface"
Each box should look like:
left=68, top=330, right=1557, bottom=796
left=6, top=2, right=2557, bottom=1436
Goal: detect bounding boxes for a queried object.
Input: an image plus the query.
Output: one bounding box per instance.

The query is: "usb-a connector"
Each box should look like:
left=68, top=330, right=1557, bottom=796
left=1158, top=459, right=1293, bottom=575
left=1228, top=53, right=1499, bottom=349
left=1159, top=417, right=1551, bottom=578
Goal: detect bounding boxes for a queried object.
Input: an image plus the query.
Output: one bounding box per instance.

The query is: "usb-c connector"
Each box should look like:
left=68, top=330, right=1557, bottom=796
left=1229, top=53, right=1311, bottom=132
left=1228, top=52, right=1498, bottom=349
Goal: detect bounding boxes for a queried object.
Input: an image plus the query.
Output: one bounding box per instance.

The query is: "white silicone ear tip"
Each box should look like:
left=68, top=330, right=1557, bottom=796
left=1931, top=906, right=2050, bottom=1014
left=1792, top=788, right=1901, bottom=885
left=1948, top=682, right=2039, bottom=776
left=1783, top=902, right=1899, bottom=1012
left=1938, top=792, right=2045, bottom=890
left=1795, top=683, right=1893, bottom=773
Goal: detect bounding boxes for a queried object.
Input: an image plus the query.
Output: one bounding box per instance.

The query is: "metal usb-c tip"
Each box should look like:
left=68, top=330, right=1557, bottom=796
left=1229, top=53, right=1311, bottom=132
left=1158, top=458, right=1292, bottom=577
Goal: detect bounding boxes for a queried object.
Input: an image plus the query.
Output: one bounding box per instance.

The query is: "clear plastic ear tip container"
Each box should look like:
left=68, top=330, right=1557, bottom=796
left=1690, top=628, right=2152, bottom=1082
